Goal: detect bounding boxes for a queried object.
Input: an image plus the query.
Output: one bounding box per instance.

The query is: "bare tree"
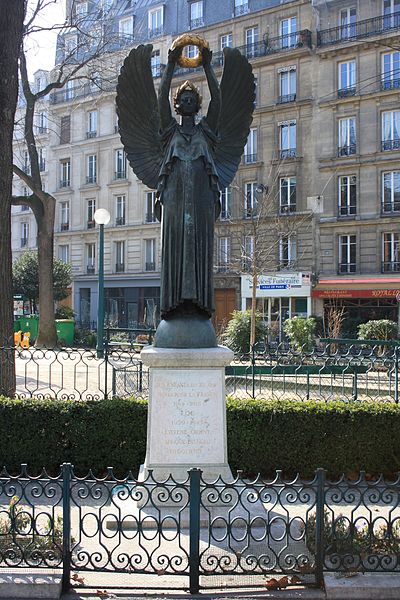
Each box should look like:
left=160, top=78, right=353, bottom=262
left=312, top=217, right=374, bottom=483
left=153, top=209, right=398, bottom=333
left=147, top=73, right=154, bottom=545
left=0, top=0, right=25, bottom=395
left=12, top=0, right=119, bottom=346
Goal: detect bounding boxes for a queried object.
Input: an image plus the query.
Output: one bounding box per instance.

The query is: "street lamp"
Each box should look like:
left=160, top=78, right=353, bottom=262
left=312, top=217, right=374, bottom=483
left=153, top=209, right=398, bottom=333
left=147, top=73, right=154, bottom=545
left=94, top=208, right=110, bottom=358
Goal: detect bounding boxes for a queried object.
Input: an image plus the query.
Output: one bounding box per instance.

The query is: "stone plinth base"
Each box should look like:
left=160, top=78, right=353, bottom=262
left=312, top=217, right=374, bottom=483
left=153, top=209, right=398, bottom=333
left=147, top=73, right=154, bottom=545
left=139, top=345, right=234, bottom=482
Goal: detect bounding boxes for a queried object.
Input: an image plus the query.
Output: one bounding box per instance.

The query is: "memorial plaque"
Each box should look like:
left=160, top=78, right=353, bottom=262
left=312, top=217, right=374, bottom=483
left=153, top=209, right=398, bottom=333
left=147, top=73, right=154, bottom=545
left=148, top=369, right=226, bottom=465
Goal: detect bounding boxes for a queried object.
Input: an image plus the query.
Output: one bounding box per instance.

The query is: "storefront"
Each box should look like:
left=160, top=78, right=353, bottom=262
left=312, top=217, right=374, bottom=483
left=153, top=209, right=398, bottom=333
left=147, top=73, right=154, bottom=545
left=312, top=277, right=400, bottom=337
left=241, top=272, right=312, bottom=341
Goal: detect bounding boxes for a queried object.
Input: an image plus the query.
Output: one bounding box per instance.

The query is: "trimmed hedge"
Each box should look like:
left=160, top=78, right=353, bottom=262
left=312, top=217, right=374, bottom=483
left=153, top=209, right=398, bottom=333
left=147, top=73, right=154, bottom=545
left=1, top=396, right=399, bottom=477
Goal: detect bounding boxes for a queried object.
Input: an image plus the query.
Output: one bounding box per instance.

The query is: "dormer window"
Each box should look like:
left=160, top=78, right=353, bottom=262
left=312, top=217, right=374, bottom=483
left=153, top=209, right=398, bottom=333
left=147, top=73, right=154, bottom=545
left=148, top=6, right=163, bottom=38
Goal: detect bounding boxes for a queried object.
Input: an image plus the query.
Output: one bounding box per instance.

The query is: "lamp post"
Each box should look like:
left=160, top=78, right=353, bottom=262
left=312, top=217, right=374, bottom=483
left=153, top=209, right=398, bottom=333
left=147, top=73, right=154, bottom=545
left=94, top=208, right=110, bottom=358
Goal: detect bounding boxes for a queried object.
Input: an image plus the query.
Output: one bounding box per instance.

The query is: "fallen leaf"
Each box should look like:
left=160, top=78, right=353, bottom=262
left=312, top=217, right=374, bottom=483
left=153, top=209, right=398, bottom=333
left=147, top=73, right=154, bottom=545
left=96, top=590, right=109, bottom=598
left=278, top=576, right=289, bottom=588
left=265, top=578, right=280, bottom=590
left=291, top=575, right=303, bottom=584
left=156, top=569, right=166, bottom=576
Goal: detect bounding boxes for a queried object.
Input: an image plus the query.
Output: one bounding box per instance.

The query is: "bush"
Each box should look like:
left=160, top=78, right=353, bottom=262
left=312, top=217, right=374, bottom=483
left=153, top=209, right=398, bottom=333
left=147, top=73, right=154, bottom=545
left=0, top=396, right=400, bottom=478
left=223, top=310, right=267, bottom=354
left=358, top=319, right=398, bottom=341
left=55, top=306, right=75, bottom=320
left=74, top=328, right=96, bottom=348
left=283, top=317, right=316, bottom=351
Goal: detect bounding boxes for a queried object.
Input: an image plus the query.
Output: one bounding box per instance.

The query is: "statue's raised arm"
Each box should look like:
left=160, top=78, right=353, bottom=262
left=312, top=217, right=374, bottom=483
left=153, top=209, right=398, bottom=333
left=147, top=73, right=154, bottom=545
left=116, top=37, right=255, bottom=348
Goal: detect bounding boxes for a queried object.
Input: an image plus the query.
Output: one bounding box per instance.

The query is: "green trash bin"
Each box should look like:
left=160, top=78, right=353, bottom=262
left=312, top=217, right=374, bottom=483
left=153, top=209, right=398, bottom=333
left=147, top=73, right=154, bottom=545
left=20, top=315, right=39, bottom=341
left=56, top=319, right=75, bottom=346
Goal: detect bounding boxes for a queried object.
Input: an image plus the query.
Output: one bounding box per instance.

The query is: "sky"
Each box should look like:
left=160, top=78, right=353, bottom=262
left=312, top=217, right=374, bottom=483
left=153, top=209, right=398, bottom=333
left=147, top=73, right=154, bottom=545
left=25, top=0, right=66, bottom=78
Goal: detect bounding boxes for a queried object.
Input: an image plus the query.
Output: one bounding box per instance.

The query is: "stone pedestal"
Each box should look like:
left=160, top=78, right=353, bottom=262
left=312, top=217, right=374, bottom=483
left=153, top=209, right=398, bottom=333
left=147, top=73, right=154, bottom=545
left=140, top=345, right=234, bottom=482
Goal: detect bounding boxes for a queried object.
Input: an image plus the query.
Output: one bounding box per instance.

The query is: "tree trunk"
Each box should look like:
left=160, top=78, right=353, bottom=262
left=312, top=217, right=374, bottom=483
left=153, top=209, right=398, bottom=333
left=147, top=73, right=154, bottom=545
left=36, top=200, right=57, bottom=347
left=0, top=0, right=25, bottom=396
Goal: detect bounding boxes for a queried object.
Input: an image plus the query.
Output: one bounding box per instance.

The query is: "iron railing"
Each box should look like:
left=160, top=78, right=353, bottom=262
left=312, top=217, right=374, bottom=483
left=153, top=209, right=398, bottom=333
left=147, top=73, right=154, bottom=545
left=317, top=11, right=400, bottom=46
left=4, top=338, right=400, bottom=403
left=1, top=465, right=400, bottom=592
left=382, top=139, right=400, bottom=151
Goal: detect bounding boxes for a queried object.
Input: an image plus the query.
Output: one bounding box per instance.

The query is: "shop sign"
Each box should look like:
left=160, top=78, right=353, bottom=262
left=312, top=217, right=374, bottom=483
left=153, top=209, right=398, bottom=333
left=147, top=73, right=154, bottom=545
left=312, top=288, right=400, bottom=299
left=241, top=273, right=311, bottom=297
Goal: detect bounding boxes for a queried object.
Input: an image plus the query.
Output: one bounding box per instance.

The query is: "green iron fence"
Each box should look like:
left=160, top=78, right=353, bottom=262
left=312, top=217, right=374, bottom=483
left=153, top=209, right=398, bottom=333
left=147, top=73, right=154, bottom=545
left=1, top=466, right=399, bottom=593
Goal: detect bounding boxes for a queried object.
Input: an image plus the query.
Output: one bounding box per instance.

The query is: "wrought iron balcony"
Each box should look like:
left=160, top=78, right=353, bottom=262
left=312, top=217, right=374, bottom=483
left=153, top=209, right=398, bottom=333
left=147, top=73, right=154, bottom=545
left=243, top=153, right=257, bottom=164
left=317, top=11, right=400, bottom=46
left=382, top=202, right=400, bottom=214
left=86, top=175, right=97, bottom=184
left=381, top=79, right=400, bottom=91
left=234, top=3, right=248, bottom=17
left=145, top=212, right=156, bottom=223
left=339, top=205, right=357, bottom=217
left=382, top=139, right=400, bottom=151
left=338, top=262, right=356, bottom=274
left=338, top=87, right=356, bottom=98
left=115, top=263, right=125, bottom=273
left=114, top=171, right=126, bottom=180
left=145, top=261, right=155, bottom=271
left=190, top=18, right=204, bottom=29
left=279, top=203, right=296, bottom=215
left=86, top=131, right=97, bottom=139
left=87, top=265, right=95, bottom=274
left=280, top=148, right=297, bottom=159
left=338, top=144, right=357, bottom=157
left=87, top=220, right=95, bottom=229
left=278, top=93, right=296, bottom=104
left=219, top=209, right=231, bottom=220
left=60, top=222, right=69, bottom=231
left=382, top=261, right=400, bottom=273
left=59, top=180, right=70, bottom=188
left=216, top=264, right=231, bottom=273
left=148, top=26, right=163, bottom=39
left=116, top=216, right=125, bottom=226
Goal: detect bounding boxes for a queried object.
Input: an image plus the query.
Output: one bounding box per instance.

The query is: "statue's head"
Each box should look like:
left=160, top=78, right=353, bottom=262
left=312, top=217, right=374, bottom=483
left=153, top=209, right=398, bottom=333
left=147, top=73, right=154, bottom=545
left=174, top=80, right=202, bottom=116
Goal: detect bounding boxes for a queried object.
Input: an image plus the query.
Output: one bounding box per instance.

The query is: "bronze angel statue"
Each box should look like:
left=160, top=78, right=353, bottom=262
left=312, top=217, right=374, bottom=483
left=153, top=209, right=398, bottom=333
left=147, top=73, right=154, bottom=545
left=116, top=35, right=255, bottom=348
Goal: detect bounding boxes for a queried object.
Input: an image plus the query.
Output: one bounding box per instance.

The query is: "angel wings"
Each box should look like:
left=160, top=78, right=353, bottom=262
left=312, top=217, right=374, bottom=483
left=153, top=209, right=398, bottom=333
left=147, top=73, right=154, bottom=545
left=116, top=43, right=255, bottom=192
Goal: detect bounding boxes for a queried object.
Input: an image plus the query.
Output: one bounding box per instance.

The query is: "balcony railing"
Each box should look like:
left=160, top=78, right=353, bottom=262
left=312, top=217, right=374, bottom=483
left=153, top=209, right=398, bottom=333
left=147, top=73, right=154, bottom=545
left=115, top=263, right=125, bottom=273
left=145, top=261, right=155, bottom=271
left=234, top=3, right=248, bottom=17
left=59, top=180, right=70, bottom=188
left=278, top=93, right=296, bottom=104
left=381, top=79, right=400, bottom=91
left=382, top=261, right=400, bottom=273
left=86, top=175, right=97, bottom=184
left=216, top=264, right=231, bottom=273
left=190, top=18, right=204, bottom=29
left=338, top=87, right=356, bottom=98
left=87, top=220, right=95, bottom=229
left=145, top=213, right=156, bottom=223
left=116, top=216, right=125, bottom=226
left=114, top=171, right=126, bottom=180
left=338, top=262, right=356, bottom=274
left=338, top=144, right=357, bottom=157
left=86, top=131, right=97, bottom=139
left=60, top=222, right=69, bottom=231
left=219, top=209, right=231, bottom=220
left=317, top=11, right=400, bottom=46
left=382, top=202, right=400, bottom=214
left=279, top=204, right=296, bottom=214
left=148, top=26, right=163, bottom=38
left=339, top=205, right=357, bottom=217
left=243, top=153, right=257, bottom=164
left=382, top=139, right=400, bottom=151
left=87, top=265, right=95, bottom=274
left=280, top=148, right=297, bottom=159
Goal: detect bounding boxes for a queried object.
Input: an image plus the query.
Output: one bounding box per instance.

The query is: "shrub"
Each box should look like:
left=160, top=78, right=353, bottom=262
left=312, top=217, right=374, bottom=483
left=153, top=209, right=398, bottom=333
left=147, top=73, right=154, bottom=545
left=0, top=396, right=400, bottom=479
left=357, top=319, right=398, bottom=341
left=55, top=306, right=75, bottom=320
left=223, top=310, right=267, bottom=354
left=283, top=317, right=316, bottom=351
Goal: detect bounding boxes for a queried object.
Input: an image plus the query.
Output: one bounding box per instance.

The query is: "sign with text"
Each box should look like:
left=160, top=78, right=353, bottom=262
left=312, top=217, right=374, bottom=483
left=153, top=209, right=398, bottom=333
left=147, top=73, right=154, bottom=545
left=241, top=273, right=311, bottom=298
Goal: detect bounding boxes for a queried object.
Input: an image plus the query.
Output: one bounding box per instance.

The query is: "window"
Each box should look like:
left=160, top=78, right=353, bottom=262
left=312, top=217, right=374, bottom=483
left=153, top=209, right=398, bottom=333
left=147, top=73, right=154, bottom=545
left=220, top=33, right=232, bottom=50
left=384, top=0, right=400, bottom=29
left=89, top=72, right=101, bottom=92
left=279, top=120, right=297, bottom=158
left=244, top=128, right=257, bottom=163
left=338, top=60, right=356, bottom=97
left=278, top=67, right=296, bottom=103
left=119, top=17, right=133, bottom=43
left=60, top=159, right=71, bottom=188
left=35, top=75, right=44, bottom=93
left=218, top=237, right=230, bottom=271
left=220, top=187, right=232, bottom=220
left=21, top=223, right=29, bottom=248
left=75, top=2, right=88, bottom=16
left=339, top=175, right=357, bottom=216
left=37, top=110, right=48, bottom=134
left=116, top=195, right=126, bottom=225
left=60, top=201, right=70, bottom=231
left=279, top=235, right=297, bottom=268
left=39, top=148, right=46, bottom=172
left=339, top=7, right=356, bottom=39
left=87, top=199, right=96, bottom=228
left=190, top=1, right=203, bottom=29
left=145, top=239, right=156, bottom=271
left=60, top=115, right=71, bottom=144
left=382, top=110, right=400, bottom=150
left=338, top=117, right=356, bottom=156
left=86, top=154, right=97, bottom=184
left=148, top=6, right=163, bottom=37
left=243, top=235, right=254, bottom=272
left=245, top=27, right=259, bottom=59
left=145, top=191, right=157, bottom=223
left=382, top=171, right=400, bottom=213
left=338, top=234, right=356, bottom=273
left=64, top=35, right=77, bottom=57
left=279, top=177, right=296, bottom=213
left=114, top=149, right=126, bottom=179
left=184, top=45, right=198, bottom=59
left=151, top=50, right=161, bottom=77
left=58, top=245, right=70, bottom=263
left=23, top=150, right=30, bottom=174
left=280, top=17, right=297, bottom=49
left=382, top=52, right=400, bottom=90
left=382, top=232, right=400, bottom=272
left=253, top=75, right=258, bottom=107
left=244, top=182, right=257, bottom=218
left=115, top=241, right=125, bottom=272
left=234, top=0, right=248, bottom=17
left=87, top=110, right=97, bottom=138
left=86, top=243, right=96, bottom=274
left=65, top=80, right=74, bottom=101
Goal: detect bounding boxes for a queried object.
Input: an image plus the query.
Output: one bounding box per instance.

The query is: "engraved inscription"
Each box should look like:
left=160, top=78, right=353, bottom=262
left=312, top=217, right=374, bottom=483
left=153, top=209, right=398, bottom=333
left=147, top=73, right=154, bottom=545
left=148, top=369, right=225, bottom=465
